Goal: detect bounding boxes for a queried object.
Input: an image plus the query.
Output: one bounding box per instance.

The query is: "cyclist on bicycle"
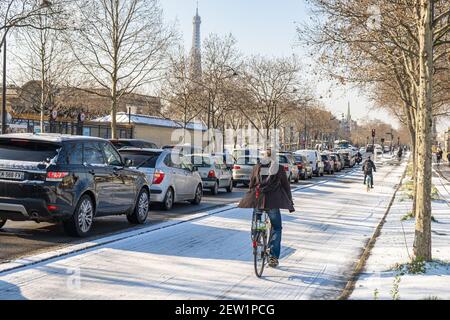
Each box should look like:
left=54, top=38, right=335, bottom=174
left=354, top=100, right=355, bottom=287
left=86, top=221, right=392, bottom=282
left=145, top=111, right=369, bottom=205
left=363, top=156, right=376, bottom=188
left=238, top=148, right=295, bottom=268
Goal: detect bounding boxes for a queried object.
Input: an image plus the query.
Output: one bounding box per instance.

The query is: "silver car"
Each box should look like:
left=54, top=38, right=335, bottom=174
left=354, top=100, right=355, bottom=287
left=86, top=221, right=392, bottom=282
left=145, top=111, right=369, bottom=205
left=119, top=148, right=203, bottom=210
left=232, top=156, right=260, bottom=187
left=188, top=154, right=233, bottom=195
left=276, top=152, right=300, bottom=183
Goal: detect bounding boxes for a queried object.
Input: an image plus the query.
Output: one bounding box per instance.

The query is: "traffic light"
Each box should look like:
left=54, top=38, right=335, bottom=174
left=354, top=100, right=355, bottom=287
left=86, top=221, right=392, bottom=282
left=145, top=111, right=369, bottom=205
left=372, top=129, right=376, bottom=137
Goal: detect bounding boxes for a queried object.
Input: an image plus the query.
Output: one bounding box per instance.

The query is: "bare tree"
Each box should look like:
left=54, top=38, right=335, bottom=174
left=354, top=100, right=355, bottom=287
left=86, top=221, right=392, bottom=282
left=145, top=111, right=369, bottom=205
left=11, top=0, right=73, bottom=132
left=69, top=0, right=175, bottom=139
left=200, top=33, right=241, bottom=132
left=160, top=47, right=204, bottom=142
left=240, top=55, right=301, bottom=141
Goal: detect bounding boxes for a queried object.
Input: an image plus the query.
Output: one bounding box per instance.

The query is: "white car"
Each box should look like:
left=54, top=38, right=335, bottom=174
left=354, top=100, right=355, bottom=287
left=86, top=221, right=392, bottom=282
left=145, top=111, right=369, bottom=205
left=188, top=154, right=233, bottom=195
left=119, top=148, right=203, bottom=210
left=295, top=149, right=324, bottom=177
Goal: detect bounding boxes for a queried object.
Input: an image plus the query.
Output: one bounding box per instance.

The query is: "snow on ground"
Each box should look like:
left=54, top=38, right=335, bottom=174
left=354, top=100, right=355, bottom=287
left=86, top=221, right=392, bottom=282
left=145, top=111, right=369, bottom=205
left=351, top=165, right=450, bottom=300
left=0, top=159, right=405, bottom=300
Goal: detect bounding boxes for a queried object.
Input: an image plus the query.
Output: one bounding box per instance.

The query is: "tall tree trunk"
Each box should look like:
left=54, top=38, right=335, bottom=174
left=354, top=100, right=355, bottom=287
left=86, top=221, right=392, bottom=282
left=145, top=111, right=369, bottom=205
left=413, top=0, right=434, bottom=261
left=111, top=86, right=117, bottom=139
left=410, top=131, right=418, bottom=216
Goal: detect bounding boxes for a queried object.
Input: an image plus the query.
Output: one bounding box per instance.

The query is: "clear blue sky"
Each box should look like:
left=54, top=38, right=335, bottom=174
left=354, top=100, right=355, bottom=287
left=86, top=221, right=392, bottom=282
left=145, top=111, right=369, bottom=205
left=161, top=0, right=308, bottom=57
left=160, top=0, right=395, bottom=126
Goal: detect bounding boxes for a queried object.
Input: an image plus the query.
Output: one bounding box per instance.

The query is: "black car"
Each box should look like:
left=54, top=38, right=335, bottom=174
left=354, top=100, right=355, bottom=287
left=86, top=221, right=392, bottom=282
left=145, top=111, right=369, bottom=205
left=110, top=139, right=158, bottom=150
left=0, top=134, right=150, bottom=237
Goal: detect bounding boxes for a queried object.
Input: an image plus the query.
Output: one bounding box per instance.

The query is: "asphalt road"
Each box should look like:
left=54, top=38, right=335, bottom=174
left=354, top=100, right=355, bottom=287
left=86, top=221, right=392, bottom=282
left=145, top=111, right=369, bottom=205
left=0, top=170, right=354, bottom=264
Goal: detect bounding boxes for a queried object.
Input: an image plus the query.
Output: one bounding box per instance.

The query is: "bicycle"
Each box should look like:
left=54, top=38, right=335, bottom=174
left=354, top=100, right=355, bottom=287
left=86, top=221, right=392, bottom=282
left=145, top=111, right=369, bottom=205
left=251, top=210, right=272, bottom=278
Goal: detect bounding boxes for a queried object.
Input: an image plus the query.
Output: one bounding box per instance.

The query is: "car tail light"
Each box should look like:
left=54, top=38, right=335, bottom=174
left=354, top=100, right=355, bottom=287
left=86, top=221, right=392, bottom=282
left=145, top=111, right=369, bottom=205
left=47, top=205, right=58, bottom=211
left=152, top=170, right=165, bottom=184
left=46, top=172, right=69, bottom=182
left=233, top=165, right=241, bottom=170
left=208, top=170, right=216, bottom=178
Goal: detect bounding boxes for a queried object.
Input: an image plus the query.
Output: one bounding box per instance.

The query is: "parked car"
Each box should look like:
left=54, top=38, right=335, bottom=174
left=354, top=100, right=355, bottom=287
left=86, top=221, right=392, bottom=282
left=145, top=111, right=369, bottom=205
left=338, top=149, right=355, bottom=168
left=293, top=154, right=313, bottom=180
left=232, top=156, right=260, bottom=187
left=110, top=138, right=158, bottom=150
left=376, top=147, right=383, bottom=156
left=295, top=150, right=324, bottom=177
left=188, top=154, right=233, bottom=195
left=276, top=152, right=299, bottom=183
left=321, top=153, right=335, bottom=174
left=119, top=148, right=203, bottom=211
left=0, top=134, right=150, bottom=237
left=330, top=153, right=342, bottom=172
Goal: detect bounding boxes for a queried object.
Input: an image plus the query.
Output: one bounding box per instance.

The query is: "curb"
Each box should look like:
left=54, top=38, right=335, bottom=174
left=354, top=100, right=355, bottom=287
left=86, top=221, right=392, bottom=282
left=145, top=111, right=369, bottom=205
left=337, top=161, right=408, bottom=300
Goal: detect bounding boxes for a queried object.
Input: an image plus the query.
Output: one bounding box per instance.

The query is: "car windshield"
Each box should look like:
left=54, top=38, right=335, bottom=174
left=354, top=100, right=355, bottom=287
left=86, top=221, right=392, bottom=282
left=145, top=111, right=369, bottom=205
left=0, top=139, right=60, bottom=162
left=294, top=156, right=303, bottom=163
left=111, top=140, right=132, bottom=149
left=119, top=151, right=161, bottom=168
left=277, top=155, right=289, bottom=163
left=191, top=156, right=213, bottom=167
left=236, top=157, right=259, bottom=165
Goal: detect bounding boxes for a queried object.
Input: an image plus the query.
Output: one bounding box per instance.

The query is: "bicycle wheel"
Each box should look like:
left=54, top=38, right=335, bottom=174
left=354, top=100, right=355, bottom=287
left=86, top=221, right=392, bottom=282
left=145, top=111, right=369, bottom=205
left=253, top=230, right=267, bottom=278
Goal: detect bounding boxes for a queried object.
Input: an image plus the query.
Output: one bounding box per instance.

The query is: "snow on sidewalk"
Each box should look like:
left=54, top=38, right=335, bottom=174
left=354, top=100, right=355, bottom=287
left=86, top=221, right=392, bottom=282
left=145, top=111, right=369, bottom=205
left=351, top=166, right=450, bottom=300
left=0, top=162, right=405, bottom=300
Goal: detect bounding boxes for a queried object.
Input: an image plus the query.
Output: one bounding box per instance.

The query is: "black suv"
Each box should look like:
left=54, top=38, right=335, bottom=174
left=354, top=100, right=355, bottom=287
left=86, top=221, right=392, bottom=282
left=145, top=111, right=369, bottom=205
left=0, top=134, right=150, bottom=237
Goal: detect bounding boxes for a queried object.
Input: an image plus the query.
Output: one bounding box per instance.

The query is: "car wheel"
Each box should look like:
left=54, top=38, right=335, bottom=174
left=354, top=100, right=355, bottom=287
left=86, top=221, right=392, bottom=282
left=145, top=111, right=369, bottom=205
left=190, top=184, right=203, bottom=205
left=63, top=194, right=94, bottom=237
left=226, top=179, right=233, bottom=193
left=127, top=188, right=149, bottom=224
left=161, top=187, right=174, bottom=211
left=210, top=181, right=219, bottom=195
left=232, top=180, right=238, bottom=188
left=0, top=219, right=6, bottom=229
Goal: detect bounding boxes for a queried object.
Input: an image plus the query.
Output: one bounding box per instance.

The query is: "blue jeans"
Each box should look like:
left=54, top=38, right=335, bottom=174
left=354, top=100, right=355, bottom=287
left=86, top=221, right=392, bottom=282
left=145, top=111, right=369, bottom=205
left=253, top=208, right=282, bottom=259
left=364, top=173, right=374, bottom=187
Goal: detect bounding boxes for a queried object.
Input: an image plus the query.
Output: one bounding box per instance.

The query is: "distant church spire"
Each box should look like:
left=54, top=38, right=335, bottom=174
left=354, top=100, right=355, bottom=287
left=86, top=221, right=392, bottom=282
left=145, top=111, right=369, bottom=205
left=190, top=1, right=202, bottom=79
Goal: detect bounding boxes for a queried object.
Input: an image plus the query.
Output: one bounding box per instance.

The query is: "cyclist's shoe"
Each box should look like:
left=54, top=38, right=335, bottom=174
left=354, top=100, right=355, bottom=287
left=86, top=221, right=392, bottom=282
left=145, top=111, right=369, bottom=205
left=268, top=257, right=279, bottom=268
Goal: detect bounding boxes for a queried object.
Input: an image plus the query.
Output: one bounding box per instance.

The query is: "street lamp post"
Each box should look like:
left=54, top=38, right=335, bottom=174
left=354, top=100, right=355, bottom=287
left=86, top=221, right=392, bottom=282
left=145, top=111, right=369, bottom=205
left=1, top=37, right=6, bottom=134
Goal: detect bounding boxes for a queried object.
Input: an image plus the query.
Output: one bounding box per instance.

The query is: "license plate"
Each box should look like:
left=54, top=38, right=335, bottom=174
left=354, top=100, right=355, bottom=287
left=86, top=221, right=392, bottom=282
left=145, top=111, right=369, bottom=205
left=0, top=171, right=25, bottom=181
